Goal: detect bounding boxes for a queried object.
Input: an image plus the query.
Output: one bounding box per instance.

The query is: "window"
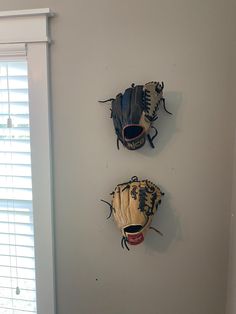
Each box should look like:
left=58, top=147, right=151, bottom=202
left=0, top=9, right=55, bottom=314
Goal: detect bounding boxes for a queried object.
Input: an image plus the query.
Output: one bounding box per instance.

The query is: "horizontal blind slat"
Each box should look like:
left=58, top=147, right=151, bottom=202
left=0, top=75, right=27, bottom=78
left=0, top=276, right=35, bottom=282
left=0, top=221, right=33, bottom=227
left=0, top=296, right=36, bottom=303
left=0, top=210, right=32, bottom=215
left=0, top=217, right=33, bottom=227
left=0, top=226, right=34, bottom=237
left=0, top=302, right=36, bottom=313
left=0, top=88, right=28, bottom=91
left=0, top=179, right=32, bottom=189
left=0, top=152, right=31, bottom=165
left=0, top=44, right=26, bottom=57
left=0, top=218, right=33, bottom=225
left=0, top=212, right=33, bottom=225
left=0, top=306, right=36, bottom=313
left=0, top=253, right=34, bottom=259
left=0, top=286, right=35, bottom=292
left=0, top=190, right=32, bottom=201
left=0, top=233, right=34, bottom=240
left=0, top=264, right=35, bottom=271
left=0, top=243, right=34, bottom=249
left=0, top=200, right=32, bottom=211
left=0, top=244, right=34, bottom=257
left=0, top=165, right=31, bottom=176
left=0, top=277, right=36, bottom=289
left=0, top=266, right=35, bottom=278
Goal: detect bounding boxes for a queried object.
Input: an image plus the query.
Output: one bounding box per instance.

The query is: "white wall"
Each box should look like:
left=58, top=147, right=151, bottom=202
left=226, top=22, right=236, bottom=314
left=227, top=132, right=236, bottom=314
left=0, top=1, right=235, bottom=314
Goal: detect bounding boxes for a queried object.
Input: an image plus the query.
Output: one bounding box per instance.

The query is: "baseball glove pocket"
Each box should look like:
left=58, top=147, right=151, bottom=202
left=124, top=225, right=143, bottom=233
left=123, top=225, right=145, bottom=245
left=123, top=124, right=145, bottom=141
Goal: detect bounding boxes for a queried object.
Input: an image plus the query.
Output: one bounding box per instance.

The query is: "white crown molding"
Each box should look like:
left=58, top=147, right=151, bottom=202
left=0, top=8, right=54, bottom=18
left=0, top=8, right=54, bottom=44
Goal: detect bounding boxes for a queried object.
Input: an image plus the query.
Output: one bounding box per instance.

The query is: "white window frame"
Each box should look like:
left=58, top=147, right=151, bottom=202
left=0, top=8, right=55, bottom=314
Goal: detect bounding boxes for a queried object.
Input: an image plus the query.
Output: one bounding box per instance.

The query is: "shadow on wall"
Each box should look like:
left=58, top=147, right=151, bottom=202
left=140, top=91, right=183, bottom=251
left=138, top=91, right=183, bottom=156
left=145, top=190, right=182, bottom=253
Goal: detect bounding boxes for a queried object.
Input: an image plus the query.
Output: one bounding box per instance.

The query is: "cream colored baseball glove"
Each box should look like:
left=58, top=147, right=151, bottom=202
left=101, top=176, right=164, bottom=250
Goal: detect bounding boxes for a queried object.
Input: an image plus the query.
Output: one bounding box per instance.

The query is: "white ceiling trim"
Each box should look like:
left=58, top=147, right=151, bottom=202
left=0, top=8, right=54, bottom=44
left=0, top=8, right=54, bottom=17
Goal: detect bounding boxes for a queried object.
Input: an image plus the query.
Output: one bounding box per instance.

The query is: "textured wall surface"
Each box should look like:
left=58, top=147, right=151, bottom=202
left=0, top=1, right=235, bottom=314
left=227, top=130, right=236, bottom=314
left=226, top=24, right=236, bottom=314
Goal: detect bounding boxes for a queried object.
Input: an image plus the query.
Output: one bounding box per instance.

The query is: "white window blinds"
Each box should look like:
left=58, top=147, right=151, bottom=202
left=0, top=58, right=37, bottom=313
left=0, top=44, right=26, bottom=58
